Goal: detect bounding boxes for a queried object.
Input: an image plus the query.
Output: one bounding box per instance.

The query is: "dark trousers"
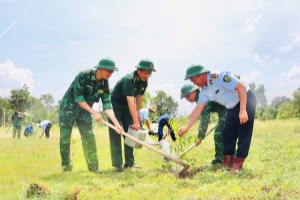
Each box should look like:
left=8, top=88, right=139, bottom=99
left=223, top=91, right=257, bottom=158
left=108, top=105, right=134, bottom=167
left=45, top=123, right=52, bottom=138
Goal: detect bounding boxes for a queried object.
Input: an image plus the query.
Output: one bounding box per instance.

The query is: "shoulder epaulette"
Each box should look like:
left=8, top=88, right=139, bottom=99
left=210, top=73, right=219, bottom=79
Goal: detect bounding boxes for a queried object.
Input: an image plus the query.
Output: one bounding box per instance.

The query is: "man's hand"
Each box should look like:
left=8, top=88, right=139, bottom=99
left=195, top=140, right=202, bottom=146
left=92, top=112, right=104, bottom=122
left=178, top=126, right=189, bottom=137
left=130, top=122, right=141, bottom=131
left=114, top=124, right=123, bottom=134
left=239, top=110, right=248, bottom=124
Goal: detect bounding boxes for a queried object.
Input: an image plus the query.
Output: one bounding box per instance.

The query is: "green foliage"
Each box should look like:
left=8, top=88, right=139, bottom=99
left=292, top=88, right=300, bottom=118
left=277, top=101, right=297, bottom=119
left=0, top=97, right=11, bottom=126
left=9, top=84, right=30, bottom=112
left=151, top=90, right=178, bottom=118
left=271, top=96, right=291, bottom=108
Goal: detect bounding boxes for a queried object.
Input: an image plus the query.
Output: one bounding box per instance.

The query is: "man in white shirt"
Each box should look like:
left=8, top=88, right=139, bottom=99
left=38, top=120, right=52, bottom=139
left=139, top=105, right=156, bottom=134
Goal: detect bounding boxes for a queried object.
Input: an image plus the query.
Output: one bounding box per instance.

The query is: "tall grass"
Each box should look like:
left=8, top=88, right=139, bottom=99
left=0, top=119, right=299, bottom=199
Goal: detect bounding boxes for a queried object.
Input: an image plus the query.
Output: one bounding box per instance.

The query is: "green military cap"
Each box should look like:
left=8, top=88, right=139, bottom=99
left=184, top=64, right=209, bottom=80
left=96, top=58, right=118, bottom=71
left=136, top=59, right=156, bottom=72
left=180, top=84, right=199, bottom=99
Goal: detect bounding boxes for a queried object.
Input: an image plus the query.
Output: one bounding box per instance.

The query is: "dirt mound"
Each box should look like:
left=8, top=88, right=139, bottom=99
left=26, top=183, right=51, bottom=198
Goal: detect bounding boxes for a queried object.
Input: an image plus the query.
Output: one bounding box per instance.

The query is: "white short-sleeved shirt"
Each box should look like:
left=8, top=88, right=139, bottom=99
left=197, top=71, right=240, bottom=109
left=39, top=120, right=52, bottom=130
left=140, top=108, right=149, bottom=122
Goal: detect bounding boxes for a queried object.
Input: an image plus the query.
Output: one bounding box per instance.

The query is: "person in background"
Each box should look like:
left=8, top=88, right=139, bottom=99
left=180, top=83, right=226, bottom=166
left=139, top=105, right=156, bottom=135
left=157, top=114, right=177, bottom=142
left=11, top=107, right=23, bottom=139
left=59, top=58, right=123, bottom=174
left=24, top=124, right=34, bottom=137
left=38, top=120, right=52, bottom=139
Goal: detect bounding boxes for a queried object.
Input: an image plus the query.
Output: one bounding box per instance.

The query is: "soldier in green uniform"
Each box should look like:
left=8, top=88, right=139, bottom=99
left=108, top=59, right=156, bottom=172
left=59, top=58, right=123, bottom=174
left=180, top=84, right=227, bottom=165
left=11, top=107, right=23, bottom=139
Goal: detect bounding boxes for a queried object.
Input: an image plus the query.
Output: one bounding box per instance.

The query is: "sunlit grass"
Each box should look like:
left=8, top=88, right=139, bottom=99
left=0, top=119, right=299, bottom=199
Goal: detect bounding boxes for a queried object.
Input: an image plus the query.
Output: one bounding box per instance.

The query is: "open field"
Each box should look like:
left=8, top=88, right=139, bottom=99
left=0, top=119, right=299, bottom=199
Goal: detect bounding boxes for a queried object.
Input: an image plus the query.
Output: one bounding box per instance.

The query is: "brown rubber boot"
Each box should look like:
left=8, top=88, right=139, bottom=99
left=212, top=155, right=234, bottom=171
left=230, top=157, right=245, bottom=174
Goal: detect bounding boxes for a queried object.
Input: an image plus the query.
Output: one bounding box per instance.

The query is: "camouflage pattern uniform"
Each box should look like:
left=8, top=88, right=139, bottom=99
left=59, top=69, right=112, bottom=171
left=12, top=111, right=22, bottom=139
left=196, top=90, right=227, bottom=165
left=109, top=70, right=147, bottom=168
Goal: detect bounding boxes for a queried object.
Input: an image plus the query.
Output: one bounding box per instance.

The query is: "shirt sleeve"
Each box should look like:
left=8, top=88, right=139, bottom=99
left=217, top=71, right=239, bottom=91
left=74, top=72, right=87, bottom=103
left=101, top=82, right=112, bottom=110
left=197, top=103, right=211, bottom=140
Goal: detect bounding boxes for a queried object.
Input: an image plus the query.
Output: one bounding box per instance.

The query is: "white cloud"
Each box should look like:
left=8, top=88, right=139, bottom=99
left=286, top=66, right=300, bottom=80
left=242, top=69, right=261, bottom=84
left=241, top=16, right=261, bottom=33
left=254, top=54, right=280, bottom=64
left=278, top=33, right=300, bottom=53
left=0, top=60, right=35, bottom=96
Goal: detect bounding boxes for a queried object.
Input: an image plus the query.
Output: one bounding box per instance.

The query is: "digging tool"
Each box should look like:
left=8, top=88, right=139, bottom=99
left=102, top=121, right=190, bottom=172
left=178, top=124, right=217, bottom=158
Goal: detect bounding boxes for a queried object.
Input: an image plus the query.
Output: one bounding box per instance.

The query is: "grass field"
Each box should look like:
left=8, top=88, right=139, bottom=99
left=0, top=119, right=299, bottom=199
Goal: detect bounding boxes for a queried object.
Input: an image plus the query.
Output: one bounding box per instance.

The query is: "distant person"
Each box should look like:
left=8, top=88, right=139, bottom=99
left=180, top=83, right=226, bottom=166
left=150, top=120, right=158, bottom=135
left=24, top=124, right=34, bottom=137
left=158, top=114, right=177, bottom=142
left=38, top=120, right=52, bottom=139
left=139, top=105, right=156, bottom=134
left=59, top=58, right=123, bottom=174
left=11, top=107, right=23, bottom=139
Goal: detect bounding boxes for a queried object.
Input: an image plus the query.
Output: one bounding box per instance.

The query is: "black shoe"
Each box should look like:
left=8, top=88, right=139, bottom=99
left=115, top=166, right=124, bottom=172
left=62, top=166, right=72, bottom=173
left=124, top=164, right=141, bottom=169
left=170, top=132, right=177, bottom=141
left=90, top=168, right=102, bottom=174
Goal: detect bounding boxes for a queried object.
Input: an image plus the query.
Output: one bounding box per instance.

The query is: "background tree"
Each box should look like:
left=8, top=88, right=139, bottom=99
left=271, top=96, right=291, bottom=109
left=292, top=88, right=300, bottom=118
left=277, top=101, right=296, bottom=119
left=0, top=97, right=11, bottom=127
left=151, top=90, right=178, bottom=119
left=9, top=84, right=30, bottom=112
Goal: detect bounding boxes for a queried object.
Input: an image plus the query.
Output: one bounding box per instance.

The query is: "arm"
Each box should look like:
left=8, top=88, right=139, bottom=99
left=136, top=95, right=142, bottom=122
left=145, top=119, right=151, bottom=130
left=178, top=103, right=206, bottom=137
left=126, top=96, right=140, bottom=130
left=104, top=109, right=123, bottom=134
left=77, top=101, right=103, bottom=122
left=235, top=82, right=248, bottom=124
left=197, top=104, right=211, bottom=140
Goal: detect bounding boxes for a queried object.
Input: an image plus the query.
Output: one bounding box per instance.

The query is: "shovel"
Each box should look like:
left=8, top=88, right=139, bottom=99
left=178, top=124, right=217, bottom=158
left=102, top=121, right=190, bottom=173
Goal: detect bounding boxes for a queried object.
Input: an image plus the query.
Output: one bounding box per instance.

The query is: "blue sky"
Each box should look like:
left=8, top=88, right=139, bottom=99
left=1, top=0, right=300, bottom=115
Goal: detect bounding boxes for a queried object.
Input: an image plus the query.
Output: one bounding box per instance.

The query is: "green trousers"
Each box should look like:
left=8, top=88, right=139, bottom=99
left=108, top=105, right=134, bottom=167
left=212, top=131, right=224, bottom=165
left=59, top=108, right=98, bottom=171
left=13, top=126, right=21, bottom=139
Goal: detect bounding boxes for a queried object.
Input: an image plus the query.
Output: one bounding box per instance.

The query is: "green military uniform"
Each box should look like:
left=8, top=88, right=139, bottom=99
left=59, top=69, right=112, bottom=172
left=196, top=90, right=227, bottom=165
left=12, top=111, right=22, bottom=139
left=109, top=70, right=148, bottom=168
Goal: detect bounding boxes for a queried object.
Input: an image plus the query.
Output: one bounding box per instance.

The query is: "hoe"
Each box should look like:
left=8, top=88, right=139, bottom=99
left=102, top=121, right=190, bottom=175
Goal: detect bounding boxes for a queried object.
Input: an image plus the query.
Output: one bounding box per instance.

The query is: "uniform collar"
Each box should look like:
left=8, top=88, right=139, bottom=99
left=205, top=73, right=211, bottom=87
